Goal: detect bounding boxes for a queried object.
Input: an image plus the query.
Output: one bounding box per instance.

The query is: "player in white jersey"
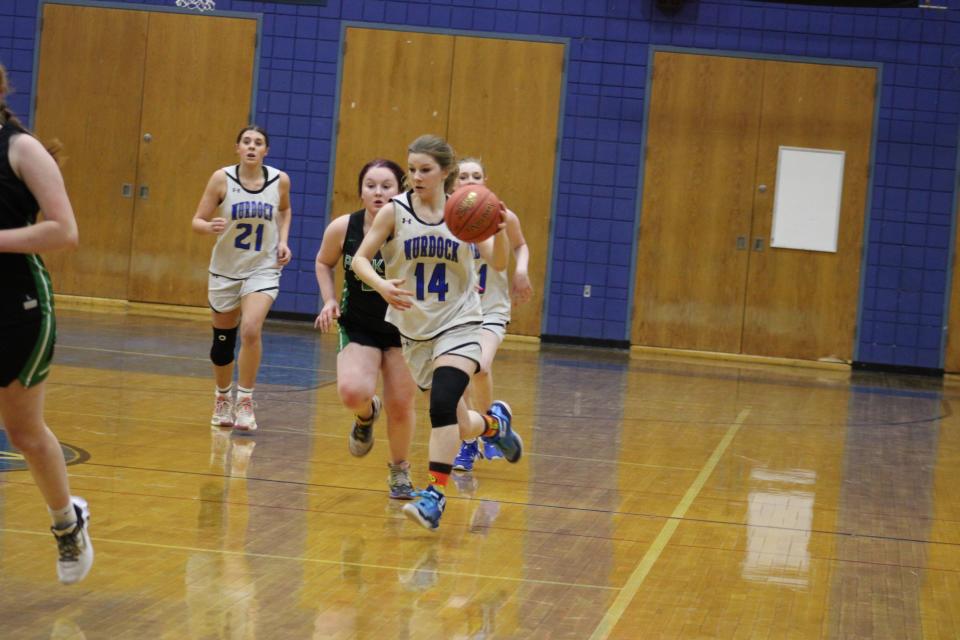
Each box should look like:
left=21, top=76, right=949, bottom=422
left=381, top=189, right=483, bottom=341
left=191, top=125, right=292, bottom=432
left=352, top=134, right=522, bottom=530
left=451, top=158, right=533, bottom=472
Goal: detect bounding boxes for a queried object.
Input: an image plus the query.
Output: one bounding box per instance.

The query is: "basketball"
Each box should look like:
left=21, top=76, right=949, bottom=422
left=444, top=184, right=502, bottom=243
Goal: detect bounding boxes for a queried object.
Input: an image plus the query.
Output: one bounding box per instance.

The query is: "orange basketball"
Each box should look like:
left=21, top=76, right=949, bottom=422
left=444, top=184, right=502, bottom=243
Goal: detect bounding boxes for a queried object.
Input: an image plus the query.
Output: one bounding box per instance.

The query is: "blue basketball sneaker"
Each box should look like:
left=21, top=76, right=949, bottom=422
left=481, top=439, right=504, bottom=461
left=482, top=401, right=522, bottom=463
left=402, top=486, right=446, bottom=530
left=453, top=440, right=481, bottom=472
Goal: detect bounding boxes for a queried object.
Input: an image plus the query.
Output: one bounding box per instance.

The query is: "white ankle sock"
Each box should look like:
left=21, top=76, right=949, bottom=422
left=49, top=501, right=76, bottom=528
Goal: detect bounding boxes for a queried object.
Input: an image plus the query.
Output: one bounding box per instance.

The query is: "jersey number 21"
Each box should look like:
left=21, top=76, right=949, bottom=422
left=235, top=223, right=264, bottom=251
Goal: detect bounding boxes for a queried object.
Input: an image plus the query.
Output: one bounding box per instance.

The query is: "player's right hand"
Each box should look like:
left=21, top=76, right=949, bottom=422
left=208, top=217, right=228, bottom=234
left=380, top=278, right=414, bottom=310
left=314, top=300, right=340, bottom=332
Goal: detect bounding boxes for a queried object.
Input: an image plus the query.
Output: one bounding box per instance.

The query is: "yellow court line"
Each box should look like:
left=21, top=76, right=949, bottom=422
left=1, top=527, right=618, bottom=592
left=588, top=408, right=751, bottom=640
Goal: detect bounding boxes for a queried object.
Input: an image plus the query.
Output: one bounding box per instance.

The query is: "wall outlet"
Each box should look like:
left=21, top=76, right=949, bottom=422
left=583, top=284, right=591, bottom=298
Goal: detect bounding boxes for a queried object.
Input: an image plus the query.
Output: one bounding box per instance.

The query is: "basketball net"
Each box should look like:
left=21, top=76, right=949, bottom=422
left=175, top=0, right=216, bottom=11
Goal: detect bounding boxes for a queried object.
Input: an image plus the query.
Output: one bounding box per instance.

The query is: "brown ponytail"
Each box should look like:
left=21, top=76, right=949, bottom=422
left=0, top=102, right=24, bottom=129
left=0, top=63, right=63, bottom=162
left=0, top=64, right=21, bottom=128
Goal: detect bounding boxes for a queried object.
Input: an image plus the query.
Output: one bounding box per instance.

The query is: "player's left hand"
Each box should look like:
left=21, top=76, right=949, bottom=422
left=496, top=202, right=507, bottom=233
left=512, top=271, right=533, bottom=305
left=277, top=242, right=292, bottom=266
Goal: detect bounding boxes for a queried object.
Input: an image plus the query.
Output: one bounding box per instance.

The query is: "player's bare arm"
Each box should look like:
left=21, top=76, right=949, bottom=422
left=0, top=133, right=78, bottom=253
left=191, top=170, right=228, bottom=235
left=314, top=214, right=350, bottom=331
left=275, top=171, right=293, bottom=265
left=505, top=208, right=532, bottom=304
left=353, top=203, right=413, bottom=310
left=477, top=206, right=509, bottom=272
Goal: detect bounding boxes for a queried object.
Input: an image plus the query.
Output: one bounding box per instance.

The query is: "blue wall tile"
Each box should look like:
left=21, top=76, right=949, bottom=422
left=5, top=0, right=959, bottom=365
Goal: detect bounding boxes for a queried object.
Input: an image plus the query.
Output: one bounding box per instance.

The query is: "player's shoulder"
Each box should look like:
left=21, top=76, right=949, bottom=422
left=207, top=167, right=229, bottom=193
left=211, top=166, right=232, bottom=182
left=8, top=128, right=42, bottom=153
left=326, top=211, right=352, bottom=234
left=376, top=200, right=398, bottom=217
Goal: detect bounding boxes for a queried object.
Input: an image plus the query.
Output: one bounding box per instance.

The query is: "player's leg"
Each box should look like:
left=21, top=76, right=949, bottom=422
left=210, top=307, right=241, bottom=427
left=471, top=327, right=502, bottom=412
left=0, top=379, right=92, bottom=584
left=457, top=326, right=505, bottom=468
left=336, top=330, right=384, bottom=457
left=403, top=353, right=475, bottom=530
left=208, top=274, right=242, bottom=427
left=381, top=345, right=417, bottom=499
left=233, top=290, right=275, bottom=431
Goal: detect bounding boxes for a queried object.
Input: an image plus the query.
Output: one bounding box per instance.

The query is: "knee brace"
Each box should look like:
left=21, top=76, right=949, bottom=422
left=210, top=326, right=238, bottom=366
left=429, top=366, right=470, bottom=428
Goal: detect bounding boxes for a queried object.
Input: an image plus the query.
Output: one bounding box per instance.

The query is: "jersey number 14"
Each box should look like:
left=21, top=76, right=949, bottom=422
left=414, top=263, right=448, bottom=301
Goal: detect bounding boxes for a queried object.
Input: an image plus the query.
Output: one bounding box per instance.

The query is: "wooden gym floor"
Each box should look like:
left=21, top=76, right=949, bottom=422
left=2, top=308, right=960, bottom=639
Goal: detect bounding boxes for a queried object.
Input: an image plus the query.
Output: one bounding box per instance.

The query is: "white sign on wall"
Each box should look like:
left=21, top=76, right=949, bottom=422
left=770, top=146, right=845, bottom=253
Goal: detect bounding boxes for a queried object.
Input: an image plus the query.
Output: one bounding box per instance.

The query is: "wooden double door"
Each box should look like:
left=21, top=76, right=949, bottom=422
left=331, top=28, right=564, bottom=337
left=632, top=51, right=877, bottom=361
left=35, top=3, right=257, bottom=306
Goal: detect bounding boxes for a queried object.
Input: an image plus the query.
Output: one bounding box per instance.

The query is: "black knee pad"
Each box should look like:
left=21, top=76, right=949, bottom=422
left=429, top=366, right=470, bottom=428
left=210, top=326, right=238, bottom=366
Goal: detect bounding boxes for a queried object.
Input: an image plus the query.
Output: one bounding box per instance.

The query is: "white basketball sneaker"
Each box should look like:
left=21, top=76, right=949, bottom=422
left=234, top=396, right=258, bottom=432
left=52, top=497, right=94, bottom=585
left=211, top=393, right=234, bottom=428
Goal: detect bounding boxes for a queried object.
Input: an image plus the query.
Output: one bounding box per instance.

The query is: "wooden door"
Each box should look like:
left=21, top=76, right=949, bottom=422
left=327, top=28, right=454, bottom=314
left=944, top=199, right=960, bottom=371
left=741, top=62, right=876, bottom=360
left=631, top=52, right=764, bottom=351
left=331, top=28, right=454, bottom=220
left=447, top=36, right=564, bottom=337
left=33, top=4, right=148, bottom=299
left=946, top=225, right=960, bottom=370
left=127, top=12, right=257, bottom=305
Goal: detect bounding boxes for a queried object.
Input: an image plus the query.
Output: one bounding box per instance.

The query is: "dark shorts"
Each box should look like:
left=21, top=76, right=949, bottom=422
left=0, top=314, right=56, bottom=388
left=338, top=323, right=401, bottom=352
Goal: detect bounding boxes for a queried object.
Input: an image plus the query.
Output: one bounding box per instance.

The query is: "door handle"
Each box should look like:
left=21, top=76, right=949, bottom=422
left=139, top=185, right=149, bottom=200
left=736, top=235, right=747, bottom=250
left=121, top=183, right=133, bottom=198
left=753, top=237, right=764, bottom=251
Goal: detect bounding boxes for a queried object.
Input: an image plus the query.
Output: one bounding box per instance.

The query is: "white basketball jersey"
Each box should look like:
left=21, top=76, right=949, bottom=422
left=208, top=164, right=282, bottom=279
left=474, top=244, right=511, bottom=320
left=382, top=191, right=481, bottom=341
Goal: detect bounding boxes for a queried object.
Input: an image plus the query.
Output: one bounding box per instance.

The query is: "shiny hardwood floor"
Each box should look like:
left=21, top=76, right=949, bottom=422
left=2, top=309, right=960, bottom=639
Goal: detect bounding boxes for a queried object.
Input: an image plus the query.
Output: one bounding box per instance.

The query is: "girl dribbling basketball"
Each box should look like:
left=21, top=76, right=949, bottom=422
left=351, top=134, right=523, bottom=530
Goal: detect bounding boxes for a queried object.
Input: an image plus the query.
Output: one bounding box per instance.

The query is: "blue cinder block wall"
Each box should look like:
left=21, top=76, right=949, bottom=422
left=2, top=0, right=958, bottom=368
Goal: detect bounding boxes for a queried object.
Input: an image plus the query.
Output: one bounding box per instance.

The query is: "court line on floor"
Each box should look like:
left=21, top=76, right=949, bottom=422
left=59, top=344, right=327, bottom=373
left=588, top=407, right=751, bottom=640
left=0, top=526, right=619, bottom=591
